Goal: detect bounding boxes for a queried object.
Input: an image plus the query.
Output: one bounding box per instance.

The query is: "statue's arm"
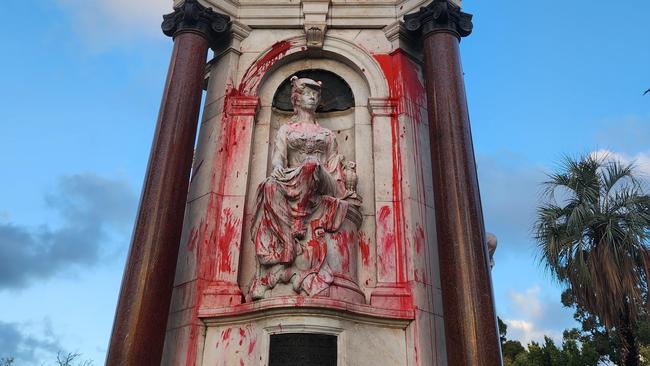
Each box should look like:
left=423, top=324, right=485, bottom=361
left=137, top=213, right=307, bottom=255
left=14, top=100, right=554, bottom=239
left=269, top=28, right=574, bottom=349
left=271, top=126, right=288, bottom=173
left=324, top=132, right=345, bottom=176
left=327, top=132, right=339, bottom=160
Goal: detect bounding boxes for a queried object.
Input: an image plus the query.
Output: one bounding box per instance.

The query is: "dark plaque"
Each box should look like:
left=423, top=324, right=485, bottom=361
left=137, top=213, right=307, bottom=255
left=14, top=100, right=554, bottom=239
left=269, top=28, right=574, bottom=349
left=269, top=333, right=337, bottom=366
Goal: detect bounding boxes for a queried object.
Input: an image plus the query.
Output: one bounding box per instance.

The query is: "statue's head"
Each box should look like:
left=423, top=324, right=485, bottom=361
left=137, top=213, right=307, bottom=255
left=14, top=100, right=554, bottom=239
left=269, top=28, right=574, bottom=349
left=291, top=76, right=322, bottom=113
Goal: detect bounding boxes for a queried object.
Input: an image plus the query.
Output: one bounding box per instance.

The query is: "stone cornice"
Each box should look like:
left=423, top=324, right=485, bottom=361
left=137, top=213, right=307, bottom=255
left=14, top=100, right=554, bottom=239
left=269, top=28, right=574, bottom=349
left=403, top=0, right=472, bottom=39
left=162, top=0, right=231, bottom=49
left=191, top=0, right=460, bottom=29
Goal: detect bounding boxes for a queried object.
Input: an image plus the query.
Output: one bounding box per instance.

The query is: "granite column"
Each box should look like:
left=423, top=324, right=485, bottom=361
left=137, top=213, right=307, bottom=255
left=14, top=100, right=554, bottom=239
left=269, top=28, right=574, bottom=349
left=106, top=1, right=230, bottom=365
left=405, top=1, right=503, bottom=365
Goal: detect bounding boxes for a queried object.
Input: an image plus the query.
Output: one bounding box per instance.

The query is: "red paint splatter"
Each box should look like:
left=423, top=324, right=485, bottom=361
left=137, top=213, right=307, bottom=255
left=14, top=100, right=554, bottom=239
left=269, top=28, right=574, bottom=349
left=177, top=38, right=302, bottom=366
left=248, top=337, right=257, bottom=355
left=238, top=328, right=246, bottom=346
left=379, top=206, right=391, bottom=222
left=377, top=205, right=396, bottom=279
left=373, top=52, right=428, bottom=284
left=217, top=208, right=241, bottom=274
left=187, top=227, right=198, bottom=251
left=239, top=41, right=294, bottom=95
left=222, top=328, right=232, bottom=341
left=373, top=51, right=425, bottom=122
left=359, top=232, right=371, bottom=267
left=333, top=231, right=353, bottom=273
left=295, top=296, right=305, bottom=307
left=415, top=225, right=425, bottom=255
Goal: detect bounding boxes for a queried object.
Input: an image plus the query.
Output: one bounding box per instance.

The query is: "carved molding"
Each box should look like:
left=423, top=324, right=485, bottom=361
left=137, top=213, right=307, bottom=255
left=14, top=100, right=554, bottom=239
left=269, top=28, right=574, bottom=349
left=227, top=96, right=260, bottom=117
left=231, top=20, right=252, bottom=44
left=403, top=0, right=473, bottom=39
left=368, top=97, right=397, bottom=117
left=162, top=0, right=231, bottom=49
left=302, top=0, right=331, bottom=49
left=383, top=21, right=424, bottom=61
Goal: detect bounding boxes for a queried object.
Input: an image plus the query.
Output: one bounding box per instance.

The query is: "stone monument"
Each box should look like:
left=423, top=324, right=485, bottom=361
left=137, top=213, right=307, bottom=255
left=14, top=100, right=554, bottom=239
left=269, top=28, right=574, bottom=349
left=106, top=0, right=502, bottom=365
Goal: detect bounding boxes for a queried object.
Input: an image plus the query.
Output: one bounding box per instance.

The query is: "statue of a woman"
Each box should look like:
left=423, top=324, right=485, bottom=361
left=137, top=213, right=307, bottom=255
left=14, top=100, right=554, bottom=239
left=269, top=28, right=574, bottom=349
left=249, top=77, right=360, bottom=301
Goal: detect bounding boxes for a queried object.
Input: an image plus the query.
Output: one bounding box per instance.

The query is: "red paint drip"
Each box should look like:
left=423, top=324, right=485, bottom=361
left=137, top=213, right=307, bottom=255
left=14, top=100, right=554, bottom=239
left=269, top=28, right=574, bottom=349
left=187, top=228, right=198, bottom=251
left=373, top=51, right=425, bottom=121
left=180, top=39, right=301, bottom=366
left=377, top=205, right=396, bottom=278
left=217, top=208, right=241, bottom=273
left=358, top=232, right=371, bottom=267
left=239, top=40, right=294, bottom=95
left=415, top=225, right=425, bottom=255
left=379, top=206, right=391, bottom=222
left=333, top=231, right=353, bottom=273
left=238, top=328, right=246, bottom=346
left=222, top=328, right=232, bottom=341
left=373, top=52, right=425, bottom=284
left=248, top=337, right=257, bottom=355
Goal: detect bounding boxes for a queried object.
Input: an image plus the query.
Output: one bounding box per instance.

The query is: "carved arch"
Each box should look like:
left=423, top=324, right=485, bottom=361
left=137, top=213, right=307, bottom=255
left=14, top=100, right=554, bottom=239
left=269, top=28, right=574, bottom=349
left=237, top=35, right=390, bottom=100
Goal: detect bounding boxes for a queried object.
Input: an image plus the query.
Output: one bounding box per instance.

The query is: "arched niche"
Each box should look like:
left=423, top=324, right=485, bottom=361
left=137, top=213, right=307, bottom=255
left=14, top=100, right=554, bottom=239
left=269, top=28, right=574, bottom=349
left=238, top=56, right=377, bottom=299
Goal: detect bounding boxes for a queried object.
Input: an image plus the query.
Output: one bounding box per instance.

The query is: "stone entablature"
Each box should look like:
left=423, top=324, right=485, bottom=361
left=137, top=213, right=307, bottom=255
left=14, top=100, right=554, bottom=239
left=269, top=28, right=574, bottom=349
left=173, top=0, right=461, bottom=29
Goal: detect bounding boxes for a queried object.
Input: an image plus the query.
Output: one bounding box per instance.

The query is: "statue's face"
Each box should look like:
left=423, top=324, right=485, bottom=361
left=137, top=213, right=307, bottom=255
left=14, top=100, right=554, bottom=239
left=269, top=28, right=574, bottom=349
left=297, top=87, right=320, bottom=112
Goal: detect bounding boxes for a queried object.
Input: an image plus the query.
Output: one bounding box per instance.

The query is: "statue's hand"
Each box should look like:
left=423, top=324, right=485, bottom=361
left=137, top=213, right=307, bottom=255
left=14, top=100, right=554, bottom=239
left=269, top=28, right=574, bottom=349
left=271, top=165, right=284, bottom=179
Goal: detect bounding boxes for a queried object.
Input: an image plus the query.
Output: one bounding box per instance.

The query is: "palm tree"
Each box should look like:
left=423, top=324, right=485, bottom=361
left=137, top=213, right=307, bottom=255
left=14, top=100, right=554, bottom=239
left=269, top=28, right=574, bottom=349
left=535, top=155, right=650, bottom=366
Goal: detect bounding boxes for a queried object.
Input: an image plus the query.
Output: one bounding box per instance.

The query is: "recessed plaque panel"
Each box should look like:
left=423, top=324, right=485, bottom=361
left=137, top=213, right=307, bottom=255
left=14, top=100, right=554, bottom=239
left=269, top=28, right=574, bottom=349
left=269, top=333, right=337, bottom=366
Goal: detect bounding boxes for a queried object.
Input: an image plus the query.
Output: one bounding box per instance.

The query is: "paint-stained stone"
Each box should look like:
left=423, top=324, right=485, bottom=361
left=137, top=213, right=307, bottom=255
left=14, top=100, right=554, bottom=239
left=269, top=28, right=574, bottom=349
left=240, top=29, right=303, bottom=53
left=353, top=29, right=393, bottom=54
left=201, top=311, right=410, bottom=366
left=163, top=15, right=452, bottom=365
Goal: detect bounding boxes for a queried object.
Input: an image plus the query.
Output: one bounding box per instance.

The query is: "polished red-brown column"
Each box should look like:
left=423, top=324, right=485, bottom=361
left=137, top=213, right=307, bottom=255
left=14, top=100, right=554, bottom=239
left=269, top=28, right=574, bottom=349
left=405, top=1, right=502, bottom=365
left=106, top=1, right=229, bottom=365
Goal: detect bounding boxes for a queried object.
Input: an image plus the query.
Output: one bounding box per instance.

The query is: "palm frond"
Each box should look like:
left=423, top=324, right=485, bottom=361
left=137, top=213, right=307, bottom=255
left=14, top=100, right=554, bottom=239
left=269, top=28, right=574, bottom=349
left=535, top=155, right=650, bottom=330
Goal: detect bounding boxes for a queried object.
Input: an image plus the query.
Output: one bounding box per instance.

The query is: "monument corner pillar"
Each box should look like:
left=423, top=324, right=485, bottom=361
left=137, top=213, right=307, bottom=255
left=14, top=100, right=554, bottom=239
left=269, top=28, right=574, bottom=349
left=405, top=1, right=503, bottom=365
left=106, top=1, right=230, bottom=365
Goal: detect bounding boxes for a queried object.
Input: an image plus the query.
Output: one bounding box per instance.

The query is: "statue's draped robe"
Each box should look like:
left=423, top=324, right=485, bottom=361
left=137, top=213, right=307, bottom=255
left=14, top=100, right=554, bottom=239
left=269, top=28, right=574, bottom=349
left=252, top=122, right=348, bottom=295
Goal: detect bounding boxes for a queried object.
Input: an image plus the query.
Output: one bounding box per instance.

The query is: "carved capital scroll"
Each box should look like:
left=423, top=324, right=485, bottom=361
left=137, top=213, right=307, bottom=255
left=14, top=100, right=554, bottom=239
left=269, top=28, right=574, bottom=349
left=403, top=0, right=473, bottom=39
left=162, top=0, right=231, bottom=49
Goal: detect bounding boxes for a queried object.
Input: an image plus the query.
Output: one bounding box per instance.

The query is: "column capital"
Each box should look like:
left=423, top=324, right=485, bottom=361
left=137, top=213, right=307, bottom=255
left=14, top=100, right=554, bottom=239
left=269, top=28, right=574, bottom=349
left=404, top=0, right=473, bottom=39
left=162, top=0, right=231, bottom=49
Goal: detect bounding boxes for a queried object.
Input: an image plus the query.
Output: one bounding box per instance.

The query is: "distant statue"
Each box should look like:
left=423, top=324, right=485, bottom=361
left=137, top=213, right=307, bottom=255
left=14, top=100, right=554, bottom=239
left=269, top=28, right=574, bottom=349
left=249, top=77, right=362, bottom=301
left=486, top=232, right=497, bottom=269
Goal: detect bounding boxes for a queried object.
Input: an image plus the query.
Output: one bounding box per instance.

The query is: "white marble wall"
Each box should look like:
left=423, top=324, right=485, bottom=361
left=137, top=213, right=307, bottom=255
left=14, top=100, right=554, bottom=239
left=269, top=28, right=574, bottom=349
left=162, top=2, right=456, bottom=364
left=201, top=309, right=410, bottom=366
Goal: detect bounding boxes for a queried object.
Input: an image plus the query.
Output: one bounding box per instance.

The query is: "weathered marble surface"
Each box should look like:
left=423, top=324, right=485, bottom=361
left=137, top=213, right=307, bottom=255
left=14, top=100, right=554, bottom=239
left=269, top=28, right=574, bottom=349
left=201, top=309, right=410, bottom=366
left=173, top=0, right=463, bottom=29
left=162, top=12, right=452, bottom=364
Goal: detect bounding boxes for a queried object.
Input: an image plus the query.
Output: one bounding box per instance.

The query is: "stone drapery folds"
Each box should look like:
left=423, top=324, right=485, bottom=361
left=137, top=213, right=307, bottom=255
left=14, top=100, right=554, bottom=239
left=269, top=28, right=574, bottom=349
left=248, top=77, right=363, bottom=301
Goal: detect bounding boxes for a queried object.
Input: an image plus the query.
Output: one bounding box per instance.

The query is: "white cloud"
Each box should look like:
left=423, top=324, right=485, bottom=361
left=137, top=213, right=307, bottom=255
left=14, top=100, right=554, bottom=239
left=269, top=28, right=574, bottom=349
left=508, top=286, right=543, bottom=319
left=592, top=149, right=650, bottom=177
left=56, top=0, right=172, bottom=47
left=503, top=286, right=573, bottom=346
left=505, top=319, right=562, bottom=346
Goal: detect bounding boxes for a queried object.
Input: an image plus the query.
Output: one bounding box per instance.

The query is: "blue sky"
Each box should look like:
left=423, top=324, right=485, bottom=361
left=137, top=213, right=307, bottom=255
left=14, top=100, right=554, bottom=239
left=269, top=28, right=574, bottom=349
left=0, top=0, right=649, bottom=364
